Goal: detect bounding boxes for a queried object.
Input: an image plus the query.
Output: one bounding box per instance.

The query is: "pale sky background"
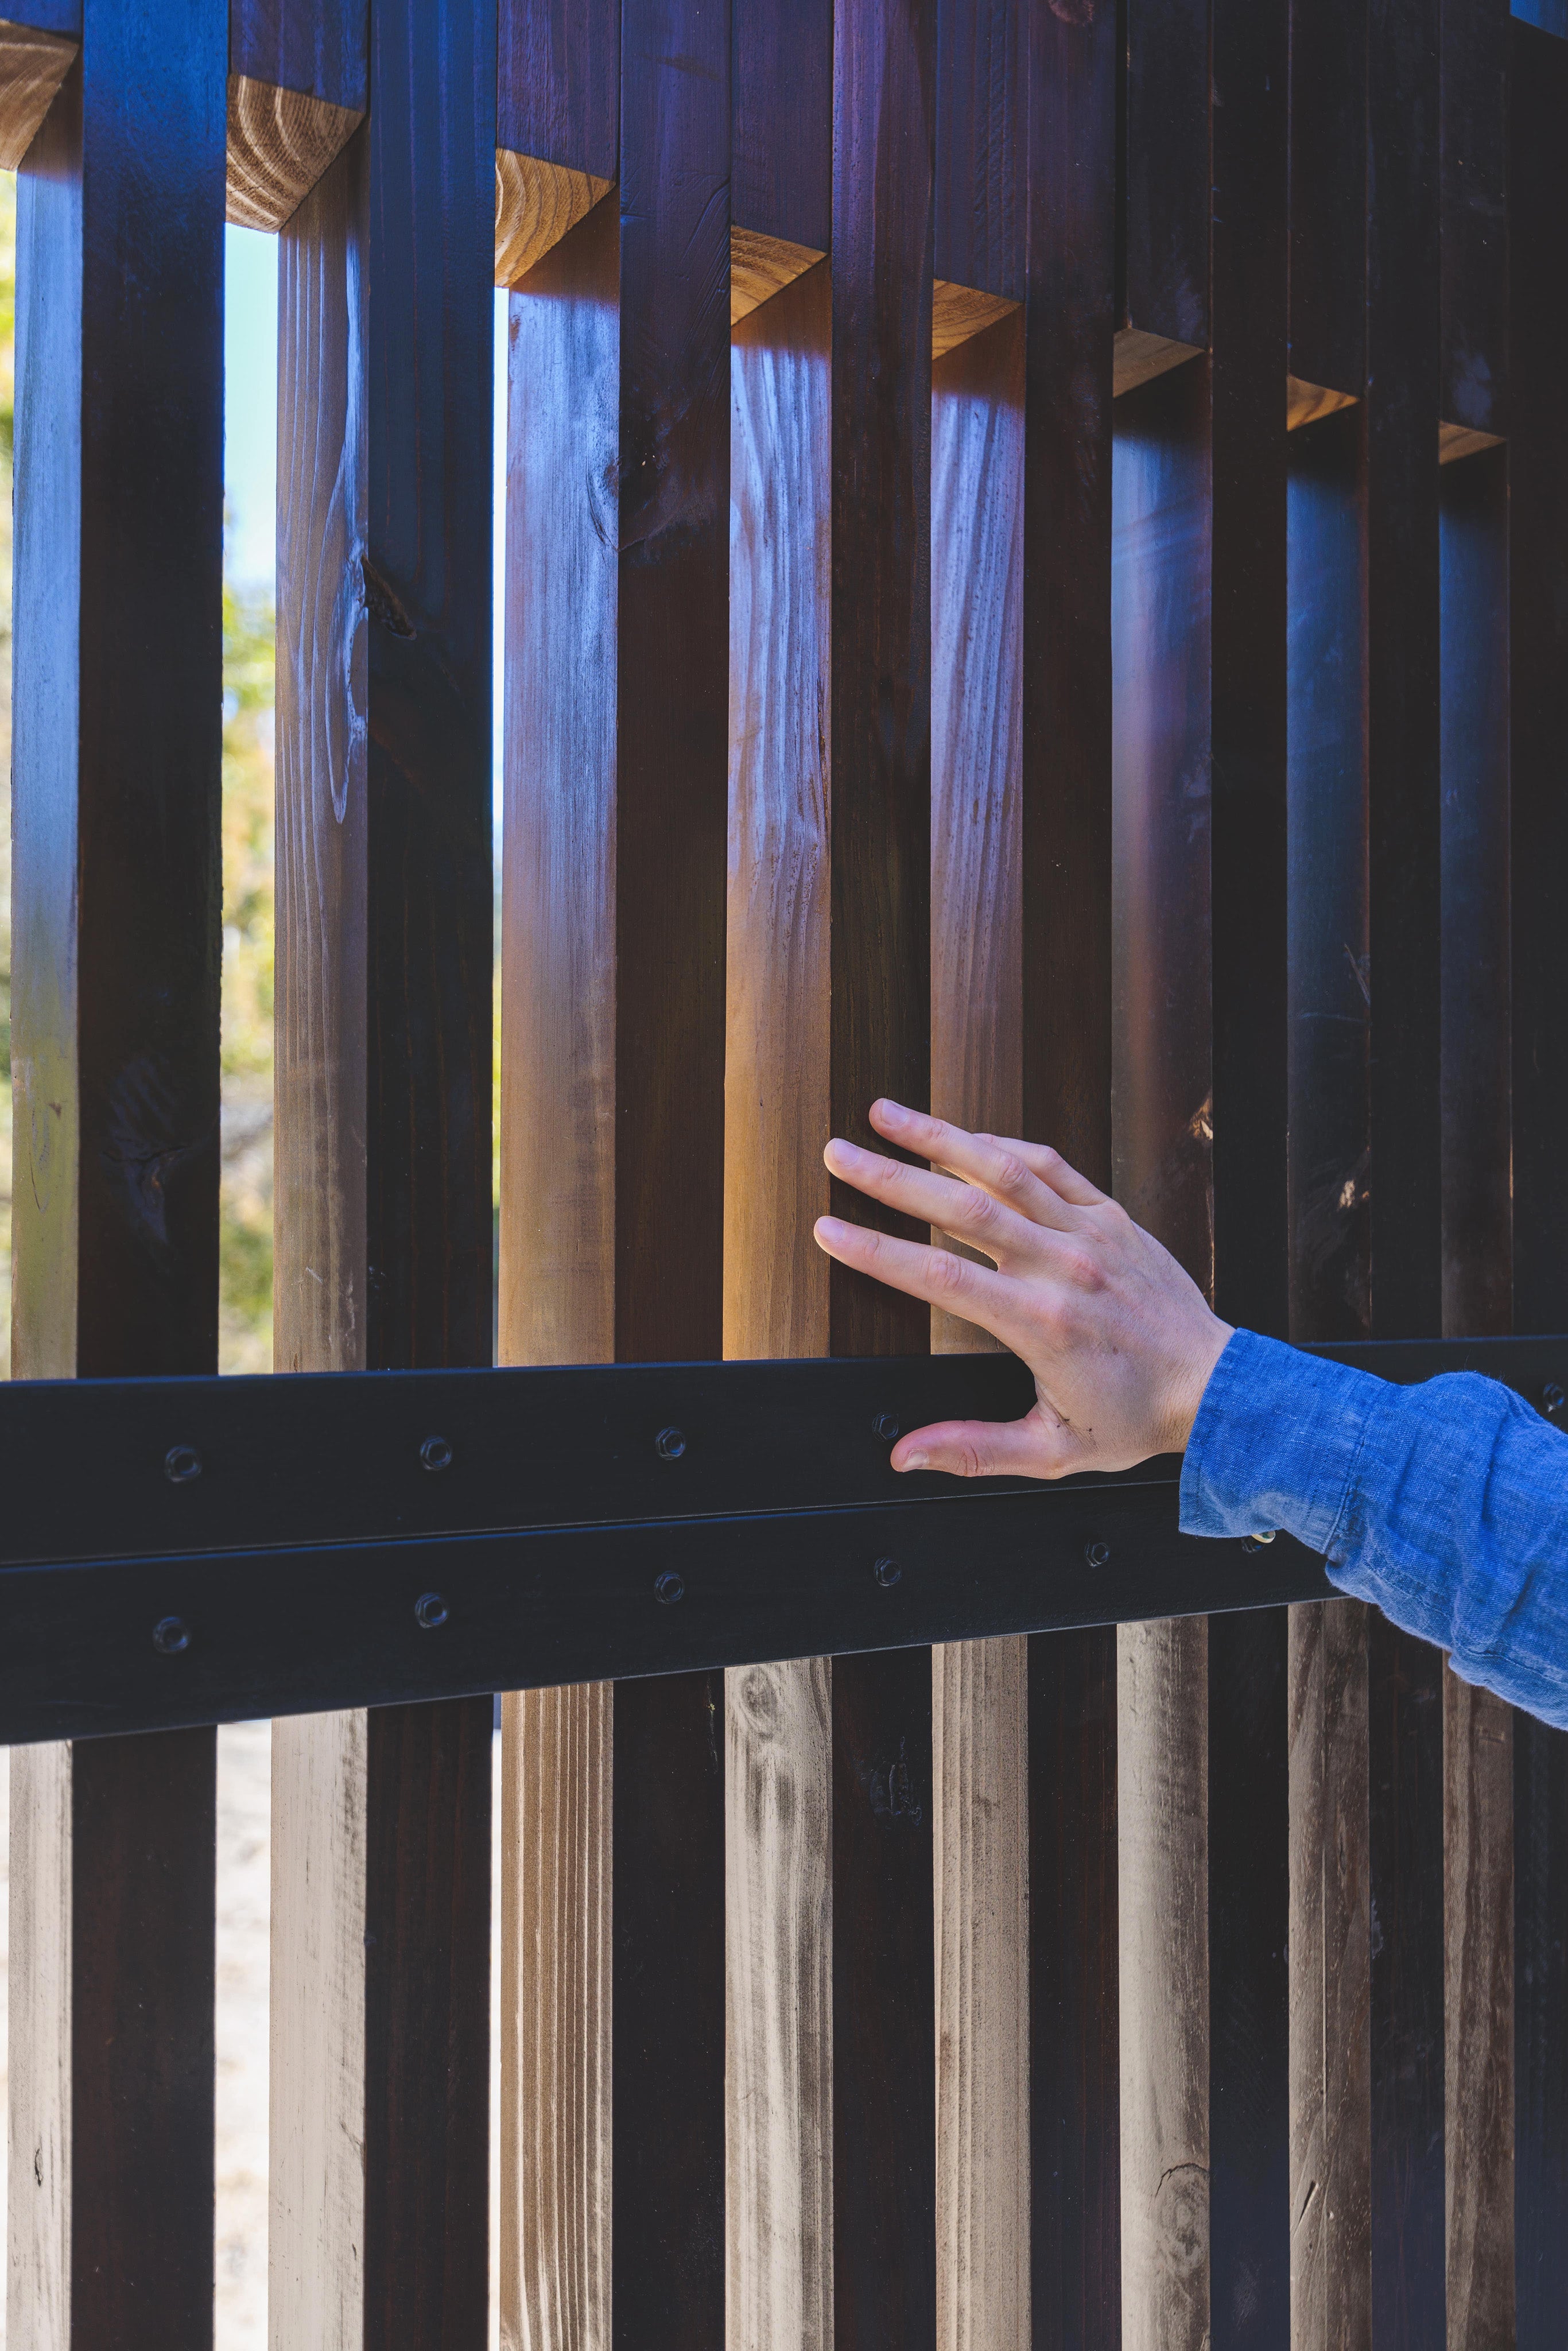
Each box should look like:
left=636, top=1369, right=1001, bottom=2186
left=223, top=223, right=510, bottom=816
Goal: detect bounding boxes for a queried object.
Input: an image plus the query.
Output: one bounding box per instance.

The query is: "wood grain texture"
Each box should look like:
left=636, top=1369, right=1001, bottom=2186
left=499, top=197, right=618, bottom=2351
left=726, top=257, right=831, bottom=1366
left=1112, top=327, right=1204, bottom=400
left=229, top=0, right=367, bottom=115
left=1443, top=1678, right=1513, bottom=2350
left=732, top=0, right=831, bottom=249
left=730, top=228, right=826, bottom=332
left=495, top=150, right=611, bottom=290
left=726, top=1659, right=834, bottom=2351
left=1124, top=0, right=1208, bottom=347
left=933, top=1640, right=1027, bottom=2351
left=501, top=1683, right=612, bottom=2351
left=1437, top=420, right=1503, bottom=465
left=226, top=72, right=361, bottom=230
left=725, top=250, right=833, bottom=2351
left=0, top=18, right=75, bottom=169
left=933, top=0, right=1022, bottom=300
left=9, top=20, right=224, bottom=2345
left=498, top=0, right=617, bottom=181
left=1513, top=1710, right=1568, bottom=2351
left=1287, top=378, right=1359, bottom=432
left=1117, top=1619, right=1209, bottom=2351
left=1288, top=1600, right=1372, bottom=2351
left=931, top=280, right=1017, bottom=362
left=270, top=6, right=498, bottom=2341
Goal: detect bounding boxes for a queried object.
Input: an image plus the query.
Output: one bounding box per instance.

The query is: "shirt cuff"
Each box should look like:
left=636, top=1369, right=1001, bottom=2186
left=1179, top=1328, right=1390, bottom=1555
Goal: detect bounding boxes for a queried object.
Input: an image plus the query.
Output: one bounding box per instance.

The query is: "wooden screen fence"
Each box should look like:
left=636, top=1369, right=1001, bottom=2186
left=0, top=1, right=1565, bottom=2348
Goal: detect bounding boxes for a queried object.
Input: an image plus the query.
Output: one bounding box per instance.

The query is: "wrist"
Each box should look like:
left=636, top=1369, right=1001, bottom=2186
left=1162, top=1315, right=1234, bottom=1454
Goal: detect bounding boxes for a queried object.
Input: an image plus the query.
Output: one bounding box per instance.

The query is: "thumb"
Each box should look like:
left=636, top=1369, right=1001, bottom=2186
left=890, top=1409, right=1075, bottom=1482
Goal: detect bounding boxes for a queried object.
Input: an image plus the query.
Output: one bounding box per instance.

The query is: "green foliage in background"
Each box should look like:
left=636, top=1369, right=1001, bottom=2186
left=219, top=581, right=277, bottom=1371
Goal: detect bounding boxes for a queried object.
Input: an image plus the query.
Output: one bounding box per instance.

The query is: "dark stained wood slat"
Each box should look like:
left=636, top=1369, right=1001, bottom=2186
left=1508, top=25, right=1568, bottom=2348
left=829, top=6, right=936, bottom=2350
left=229, top=0, right=368, bottom=111
left=610, top=6, right=730, bottom=2348
left=1206, top=10, right=1291, bottom=2339
left=497, top=0, right=616, bottom=180
left=1439, top=0, right=1507, bottom=441
left=1365, top=5, right=1446, bottom=2344
left=10, top=15, right=224, bottom=2344
left=1123, top=0, right=1208, bottom=349
left=733, top=0, right=831, bottom=249
left=270, top=3, right=496, bottom=2342
left=1021, top=13, right=1119, bottom=2348
left=933, top=0, right=1022, bottom=302
left=1288, top=0, right=1367, bottom=399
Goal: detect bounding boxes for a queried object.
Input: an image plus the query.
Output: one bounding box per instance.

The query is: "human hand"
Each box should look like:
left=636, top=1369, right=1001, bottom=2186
left=813, top=1100, right=1233, bottom=1479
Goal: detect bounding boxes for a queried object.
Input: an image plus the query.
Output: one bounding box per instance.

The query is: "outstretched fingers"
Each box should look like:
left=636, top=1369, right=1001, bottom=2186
left=812, top=1215, right=1027, bottom=1341
left=868, top=1100, right=1106, bottom=1220
left=823, top=1137, right=1050, bottom=1266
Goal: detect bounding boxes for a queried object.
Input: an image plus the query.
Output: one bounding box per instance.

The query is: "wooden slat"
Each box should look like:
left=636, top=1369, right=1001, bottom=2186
left=1207, top=4, right=1291, bottom=2341
left=1508, top=33, right=1568, bottom=2336
left=227, top=0, right=367, bottom=230
left=829, top=2, right=935, bottom=2346
left=1288, top=0, right=1366, bottom=402
left=9, top=17, right=224, bottom=2345
left=1442, top=1677, right=1513, bottom=2347
left=1365, top=3, right=1447, bottom=2341
left=498, top=0, right=616, bottom=179
left=1284, top=397, right=1373, bottom=2351
left=1124, top=0, right=1208, bottom=351
left=933, top=0, right=1022, bottom=302
left=1022, top=12, right=1120, bottom=2348
left=733, top=0, right=831, bottom=250
left=725, top=251, right=833, bottom=2351
left=1111, top=358, right=1212, bottom=2351
left=270, top=0, right=497, bottom=2338
left=0, top=17, right=76, bottom=169
left=930, top=302, right=1026, bottom=2351
left=1439, top=0, right=1508, bottom=445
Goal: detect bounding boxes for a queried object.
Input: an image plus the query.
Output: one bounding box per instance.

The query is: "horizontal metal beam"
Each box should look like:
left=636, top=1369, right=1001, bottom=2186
left=0, top=1334, right=1561, bottom=1744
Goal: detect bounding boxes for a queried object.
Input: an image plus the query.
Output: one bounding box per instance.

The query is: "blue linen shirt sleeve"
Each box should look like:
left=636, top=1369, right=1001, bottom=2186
left=1179, top=1328, right=1568, bottom=1728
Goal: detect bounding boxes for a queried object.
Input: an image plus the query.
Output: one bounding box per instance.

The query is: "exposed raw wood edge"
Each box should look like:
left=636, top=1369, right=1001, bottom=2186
left=1439, top=419, right=1505, bottom=464
left=934, top=1640, right=1028, bottom=2351
left=731, top=226, right=826, bottom=327
left=933, top=279, right=1019, bottom=361
left=495, top=149, right=613, bottom=290
left=1444, top=1675, right=1515, bottom=2347
left=1118, top=1619, right=1209, bottom=2351
left=1113, top=325, right=1204, bottom=398
left=7, top=1741, right=72, bottom=2351
left=0, top=20, right=75, bottom=171
left=1288, top=1599, right=1371, bottom=2351
left=501, top=1682, right=612, bottom=2351
left=1288, top=374, right=1360, bottom=431
left=226, top=74, right=362, bottom=234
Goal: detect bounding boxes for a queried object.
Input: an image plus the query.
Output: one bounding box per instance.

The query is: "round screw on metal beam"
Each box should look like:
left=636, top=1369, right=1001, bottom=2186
left=1084, top=1539, right=1111, bottom=1570
left=872, top=1412, right=901, bottom=1442
left=1543, top=1382, right=1565, bottom=1418
left=420, top=1434, right=453, bottom=1473
left=655, top=1426, right=687, bottom=1461
left=164, top=1444, right=201, bottom=1485
left=873, top=1556, right=902, bottom=1588
left=153, top=1616, right=191, bottom=1656
left=655, top=1570, right=685, bottom=1605
left=414, top=1592, right=448, bottom=1630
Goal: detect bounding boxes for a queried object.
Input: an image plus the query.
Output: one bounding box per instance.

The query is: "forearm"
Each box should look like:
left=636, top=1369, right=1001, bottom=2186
left=1182, top=1329, right=1568, bottom=1728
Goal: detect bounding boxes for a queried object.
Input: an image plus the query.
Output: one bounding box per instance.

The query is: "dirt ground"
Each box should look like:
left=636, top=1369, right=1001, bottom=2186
left=0, top=1724, right=503, bottom=2348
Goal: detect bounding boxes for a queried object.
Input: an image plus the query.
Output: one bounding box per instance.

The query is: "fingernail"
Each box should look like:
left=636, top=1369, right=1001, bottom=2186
left=878, top=1099, right=910, bottom=1130
left=824, top=1136, right=863, bottom=1169
left=814, top=1216, right=848, bottom=1244
left=900, top=1450, right=928, bottom=1472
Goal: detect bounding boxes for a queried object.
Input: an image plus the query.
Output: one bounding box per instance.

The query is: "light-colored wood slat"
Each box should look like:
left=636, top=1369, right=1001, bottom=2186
left=1117, top=1617, right=1209, bottom=2351
left=270, top=140, right=371, bottom=2351
left=0, top=19, right=76, bottom=172
left=929, top=308, right=1028, bottom=2351
left=495, top=150, right=613, bottom=291
left=1288, top=374, right=1359, bottom=431
left=226, top=73, right=362, bottom=234
left=725, top=254, right=834, bottom=2351
left=1288, top=1597, right=1371, bottom=2351
left=932, top=280, right=1018, bottom=362
left=1444, top=1675, right=1514, bottom=2349
left=498, top=192, right=619, bottom=2351
left=7, top=1739, right=72, bottom=2351
left=731, top=226, right=826, bottom=329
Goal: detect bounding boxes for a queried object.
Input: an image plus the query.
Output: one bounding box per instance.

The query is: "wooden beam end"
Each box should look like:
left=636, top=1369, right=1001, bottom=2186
left=0, top=19, right=76, bottom=172
left=226, top=75, right=362, bottom=235
left=495, top=152, right=614, bottom=290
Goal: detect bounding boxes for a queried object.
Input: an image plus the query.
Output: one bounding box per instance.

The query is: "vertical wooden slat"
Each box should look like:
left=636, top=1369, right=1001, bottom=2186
left=1286, top=395, right=1373, bottom=2351
left=270, top=0, right=496, bottom=2339
left=930, top=301, right=1026, bottom=2351
left=1508, top=24, right=1568, bottom=2344
left=1288, top=0, right=1366, bottom=403
left=1022, top=20, right=1121, bottom=2323
left=726, top=250, right=834, bottom=2351
left=9, top=11, right=224, bottom=2344
left=1111, top=354, right=1212, bottom=2351
left=828, top=3, right=935, bottom=2348
left=1365, top=1, right=1446, bottom=2340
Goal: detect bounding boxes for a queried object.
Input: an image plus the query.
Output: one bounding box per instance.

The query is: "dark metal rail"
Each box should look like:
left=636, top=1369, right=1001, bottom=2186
left=1, top=1334, right=1561, bottom=1745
